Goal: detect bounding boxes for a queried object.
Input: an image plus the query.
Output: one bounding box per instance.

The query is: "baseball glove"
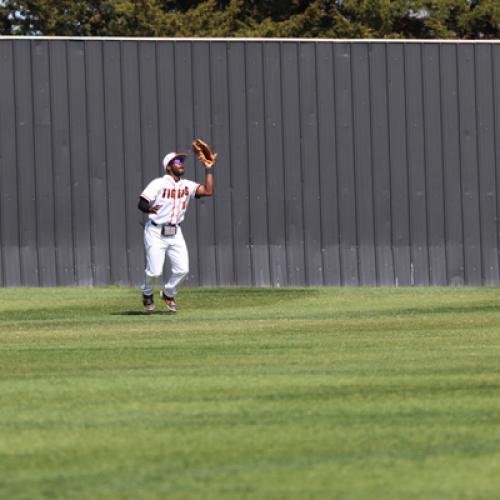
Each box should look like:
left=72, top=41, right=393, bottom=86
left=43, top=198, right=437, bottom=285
left=192, top=139, right=217, bottom=168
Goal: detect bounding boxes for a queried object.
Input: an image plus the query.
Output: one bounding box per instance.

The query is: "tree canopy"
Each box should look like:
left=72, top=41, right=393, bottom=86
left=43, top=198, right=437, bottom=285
left=1, top=0, right=499, bottom=38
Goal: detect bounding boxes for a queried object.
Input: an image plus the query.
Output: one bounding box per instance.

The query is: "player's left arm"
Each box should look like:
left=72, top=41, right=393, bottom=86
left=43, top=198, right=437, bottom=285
left=195, top=167, right=214, bottom=198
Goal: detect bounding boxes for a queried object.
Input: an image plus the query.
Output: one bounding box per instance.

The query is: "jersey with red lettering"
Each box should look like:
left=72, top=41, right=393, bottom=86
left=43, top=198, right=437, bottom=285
left=141, top=175, right=199, bottom=225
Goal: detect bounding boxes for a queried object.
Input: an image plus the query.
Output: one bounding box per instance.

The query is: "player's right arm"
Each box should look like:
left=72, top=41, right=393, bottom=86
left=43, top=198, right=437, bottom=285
left=138, top=178, right=163, bottom=214
left=138, top=196, right=160, bottom=214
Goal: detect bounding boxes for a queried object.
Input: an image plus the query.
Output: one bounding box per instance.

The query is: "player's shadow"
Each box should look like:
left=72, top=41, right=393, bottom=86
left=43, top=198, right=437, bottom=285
left=113, top=311, right=172, bottom=316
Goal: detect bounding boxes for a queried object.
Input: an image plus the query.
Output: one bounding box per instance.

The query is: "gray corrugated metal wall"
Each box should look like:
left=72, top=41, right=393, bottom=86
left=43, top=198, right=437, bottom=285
left=1, top=38, right=500, bottom=287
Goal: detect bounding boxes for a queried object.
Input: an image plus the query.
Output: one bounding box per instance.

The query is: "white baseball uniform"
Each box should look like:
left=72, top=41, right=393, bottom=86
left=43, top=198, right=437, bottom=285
left=140, top=174, right=199, bottom=297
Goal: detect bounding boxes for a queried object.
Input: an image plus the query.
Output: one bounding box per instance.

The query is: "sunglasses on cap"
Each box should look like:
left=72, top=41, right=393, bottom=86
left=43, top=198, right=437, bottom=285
left=171, top=158, right=185, bottom=166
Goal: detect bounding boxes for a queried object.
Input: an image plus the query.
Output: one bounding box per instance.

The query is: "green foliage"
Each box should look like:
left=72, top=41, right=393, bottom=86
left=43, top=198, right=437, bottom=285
left=1, top=0, right=115, bottom=36
left=458, top=0, right=500, bottom=38
left=1, top=287, right=500, bottom=498
left=0, top=0, right=499, bottom=38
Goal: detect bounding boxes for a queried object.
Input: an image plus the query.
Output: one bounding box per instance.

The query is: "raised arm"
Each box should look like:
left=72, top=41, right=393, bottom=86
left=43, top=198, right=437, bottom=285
left=192, top=139, right=216, bottom=198
left=195, top=166, right=214, bottom=198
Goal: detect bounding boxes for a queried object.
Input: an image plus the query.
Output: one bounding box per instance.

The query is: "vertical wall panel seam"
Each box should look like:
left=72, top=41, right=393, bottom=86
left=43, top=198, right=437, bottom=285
left=45, top=41, right=57, bottom=286
left=47, top=42, right=58, bottom=284
left=118, top=42, right=131, bottom=283
left=384, top=43, right=396, bottom=285
left=132, top=41, right=141, bottom=283
left=279, top=42, right=290, bottom=286
left=243, top=42, right=255, bottom=286
left=402, top=46, right=413, bottom=284
left=83, top=41, right=95, bottom=285
left=384, top=43, right=395, bottom=285
left=155, top=43, right=160, bottom=170
left=173, top=41, right=178, bottom=148
left=332, top=43, right=343, bottom=285
left=348, top=43, right=360, bottom=285
left=101, top=41, right=112, bottom=283
left=65, top=42, right=77, bottom=285
left=151, top=43, right=159, bottom=175
left=225, top=42, right=237, bottom=286
left=187, top=42, right=197, bottom=282
left=455, top=44, right=467, bottom=283
left=188, top=41, right=202, bottom=286
left=297, top=42, right=308, bottom=286
left=14, top=40, right=20, bottom=285
left=473, top=45, right=484, bottom=283
left=11, top=41, right=21, bottom=286
left=260, top=42, right=273, bottom=286
left=0, top=44, right=9, bottom=285
left=192, top=42, right=204, bottom=285
left=419, top=44, right=431, bottom=285
left=226, top=42, right=236, bottom=286
left=138, top=43, right=145, bottom=189
left=314, top=43, right=325, bottom=286
left=139, top=43, right=147, bottom=206
left=367, top=44, right=378, bottom=285
left=208, top=41, right=219, bottom=286
left=29, top=41, right=41, bottom=285
left=437, top=46, right=449, bottom=284
left=65, top=40, right=78, bottom=284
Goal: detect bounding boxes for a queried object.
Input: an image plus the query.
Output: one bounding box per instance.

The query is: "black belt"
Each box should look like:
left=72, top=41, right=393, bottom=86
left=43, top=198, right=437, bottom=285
left=150, top=221, right=180, bottom=227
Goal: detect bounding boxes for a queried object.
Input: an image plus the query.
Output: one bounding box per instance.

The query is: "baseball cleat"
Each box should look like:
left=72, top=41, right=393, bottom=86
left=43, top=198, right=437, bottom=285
left=142, top=294, right=155, bottom=312
left=161, top=291, right=177, bottom=313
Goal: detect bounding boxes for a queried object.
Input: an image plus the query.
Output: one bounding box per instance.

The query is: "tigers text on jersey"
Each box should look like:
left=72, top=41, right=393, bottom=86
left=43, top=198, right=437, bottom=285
left=141, top=175, right=199, bottom=226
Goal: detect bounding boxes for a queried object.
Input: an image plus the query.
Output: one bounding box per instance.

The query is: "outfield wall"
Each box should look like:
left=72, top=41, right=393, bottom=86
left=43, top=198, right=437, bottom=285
left=1, top=38, right=500, bottom=287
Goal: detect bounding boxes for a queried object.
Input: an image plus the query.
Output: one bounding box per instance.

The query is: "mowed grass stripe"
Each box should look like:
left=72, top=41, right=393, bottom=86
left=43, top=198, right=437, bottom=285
left=1, top=287, right=500, bottom=499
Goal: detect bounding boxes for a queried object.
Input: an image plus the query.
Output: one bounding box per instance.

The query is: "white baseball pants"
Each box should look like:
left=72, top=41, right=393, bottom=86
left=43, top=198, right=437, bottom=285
left=141, top=222, right=189, bottom=297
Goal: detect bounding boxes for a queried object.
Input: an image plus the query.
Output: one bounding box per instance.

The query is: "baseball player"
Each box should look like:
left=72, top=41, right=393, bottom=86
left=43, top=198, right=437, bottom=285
left=138, top=139, right=216, bottom=312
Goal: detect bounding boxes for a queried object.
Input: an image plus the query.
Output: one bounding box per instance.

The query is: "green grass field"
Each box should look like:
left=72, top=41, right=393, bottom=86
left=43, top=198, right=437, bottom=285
left=1, top=287, right=500, bottom=499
